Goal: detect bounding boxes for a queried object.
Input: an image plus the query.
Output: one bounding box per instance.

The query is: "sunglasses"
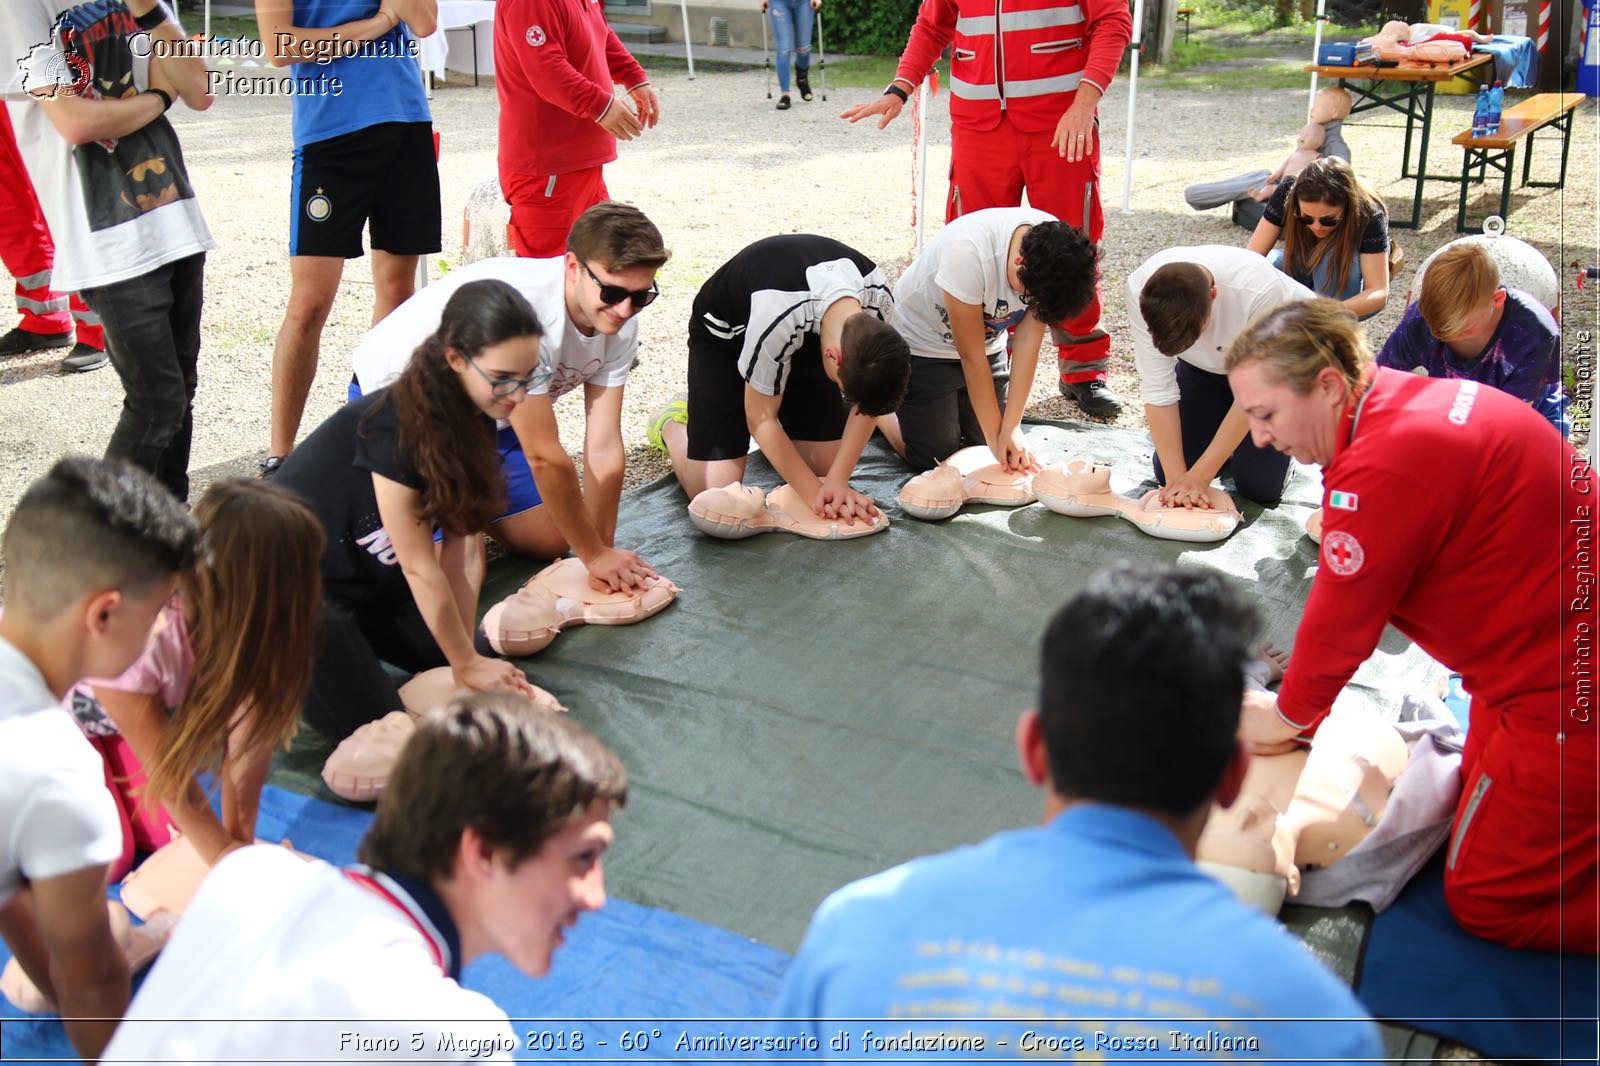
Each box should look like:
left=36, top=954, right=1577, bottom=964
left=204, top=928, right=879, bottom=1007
left=582, top=260, right=659, bottom=310
left=1297, top=213, right=1343, bottom=228
left=466, top=356, right=541, bottom=400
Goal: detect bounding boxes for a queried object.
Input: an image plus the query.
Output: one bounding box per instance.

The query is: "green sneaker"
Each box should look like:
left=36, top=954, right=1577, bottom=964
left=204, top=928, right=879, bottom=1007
left=646, top=393, right=688, bottom=455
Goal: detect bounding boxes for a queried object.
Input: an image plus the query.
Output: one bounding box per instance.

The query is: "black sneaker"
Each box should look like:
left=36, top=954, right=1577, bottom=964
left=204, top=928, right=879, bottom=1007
left=776, top=94, right=791, bottom=110
left=0, top=326, right=72, bottom=357
left=60, top=342, right=108, bottom=373
left=796, top=70, right=812, bottom=101
left=1060, top=379, right=1124, bottom=418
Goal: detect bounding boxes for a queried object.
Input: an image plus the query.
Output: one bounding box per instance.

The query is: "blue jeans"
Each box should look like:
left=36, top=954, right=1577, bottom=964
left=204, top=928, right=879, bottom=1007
left=1268, top=247, right=1373, bottom=319
left=768, top=0, right=812, bottom=94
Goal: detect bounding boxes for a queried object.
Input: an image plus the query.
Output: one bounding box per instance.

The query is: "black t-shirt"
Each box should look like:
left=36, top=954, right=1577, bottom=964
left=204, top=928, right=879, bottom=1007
left=1263, top=176, right=1390, bottom=262
left=689, top=234, right=893, bottom=396
left=274, top=390, right=425, bottom=607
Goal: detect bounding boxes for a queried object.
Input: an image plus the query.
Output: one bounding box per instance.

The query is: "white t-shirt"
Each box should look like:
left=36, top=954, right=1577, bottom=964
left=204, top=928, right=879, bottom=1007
left=105, top=846, right=517, bottom=1064
left=0, top=0, right=216, bottom=292
left=352, top=257, right=636, bottom=402
left=1127, top=245, right=1314, bottom=406
left=0, top=637, right=121, bottom=903
left=893, top=207, right=1055, bottom=361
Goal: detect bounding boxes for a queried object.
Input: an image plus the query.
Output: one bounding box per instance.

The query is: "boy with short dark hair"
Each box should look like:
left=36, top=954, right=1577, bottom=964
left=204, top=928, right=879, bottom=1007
left=0, top=456, right=199, bottom=1061
left=887, top=208, right=1098, bottom=473
left=651, top=234, right=911, bottom=525
left=104, top=693, right=627, bottom=1060
left=1378, top=242, right=1566, bottom=435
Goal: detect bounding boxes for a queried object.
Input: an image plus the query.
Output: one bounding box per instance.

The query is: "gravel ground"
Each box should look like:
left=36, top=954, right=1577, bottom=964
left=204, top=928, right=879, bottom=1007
left=1, top=67, right=1595, bottom=521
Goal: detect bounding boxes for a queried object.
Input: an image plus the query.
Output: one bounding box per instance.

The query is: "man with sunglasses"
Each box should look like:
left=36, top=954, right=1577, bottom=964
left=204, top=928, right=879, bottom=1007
left=1128, top=245, right=1313, bottom=508
left=649, top=234, right=910, bottom=524
left=351, top=201, right=669, bottom=592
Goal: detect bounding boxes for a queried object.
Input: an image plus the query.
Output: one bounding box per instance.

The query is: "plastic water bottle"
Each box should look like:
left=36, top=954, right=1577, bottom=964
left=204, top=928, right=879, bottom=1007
left=1472, top=86, right=1490, bottom=137
left=1486, top=80, right=1505, bottom=135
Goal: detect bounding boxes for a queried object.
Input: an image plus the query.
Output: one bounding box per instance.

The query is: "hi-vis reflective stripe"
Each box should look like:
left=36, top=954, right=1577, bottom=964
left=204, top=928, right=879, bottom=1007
left=955, top=5, right=1084, bottom=34
left=951, top=70, right=1082, bottom=99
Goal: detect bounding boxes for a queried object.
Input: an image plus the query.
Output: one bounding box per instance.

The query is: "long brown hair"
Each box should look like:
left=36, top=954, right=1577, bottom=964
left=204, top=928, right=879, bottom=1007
left=1282, top=157, right=1386, bottom=298
left=145, top=480, right=323, bottom=804
left=375, top=280, right=543, bottom=535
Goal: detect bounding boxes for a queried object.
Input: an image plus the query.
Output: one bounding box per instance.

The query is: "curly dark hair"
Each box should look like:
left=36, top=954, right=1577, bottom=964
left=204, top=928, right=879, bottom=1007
left=372, top=280, right=543, bottom=536
left=838, top=313, right=912, bottom=416
left=1017, top=221, right=1100, bottom=326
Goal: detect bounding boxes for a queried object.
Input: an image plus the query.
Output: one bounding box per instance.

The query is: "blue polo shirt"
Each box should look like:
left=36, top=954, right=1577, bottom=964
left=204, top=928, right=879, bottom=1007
left=290, top=0, right=430, bottom=148
left=774, top=804, right=1381, bottom=1061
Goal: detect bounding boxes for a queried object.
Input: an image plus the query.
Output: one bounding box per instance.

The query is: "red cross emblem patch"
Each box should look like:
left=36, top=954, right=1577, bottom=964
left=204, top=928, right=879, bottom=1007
left=1323, top=530, right=1364, bottom=576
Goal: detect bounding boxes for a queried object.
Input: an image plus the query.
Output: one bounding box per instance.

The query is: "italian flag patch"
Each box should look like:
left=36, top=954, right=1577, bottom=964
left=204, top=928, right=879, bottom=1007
left=1328, top=490, right=1359, bottom=511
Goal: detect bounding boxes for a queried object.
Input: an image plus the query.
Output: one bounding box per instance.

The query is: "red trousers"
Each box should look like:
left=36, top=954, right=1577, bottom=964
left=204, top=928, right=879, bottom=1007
left=86, top=734, right=176, bottom=882
left=503, top=166, right=609, bottom=259
left=947, top=116, right=1108, bottom=383
left=0, top=109, right=102, bottom=348
left=1443, top=709, right=1598, bottom=952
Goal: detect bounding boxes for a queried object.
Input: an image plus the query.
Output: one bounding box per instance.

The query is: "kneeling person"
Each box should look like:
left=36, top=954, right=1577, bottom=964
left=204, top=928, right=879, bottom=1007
left=889, top=208, right=1098, bottom=473
left=655, top=235, right=910, bottom=523
left=103, top=694, right=626, bottom=1062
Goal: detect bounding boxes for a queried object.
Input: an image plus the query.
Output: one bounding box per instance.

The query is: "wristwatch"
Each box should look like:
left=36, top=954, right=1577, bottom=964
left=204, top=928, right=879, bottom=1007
left=882, top=83, right=909, bottom=103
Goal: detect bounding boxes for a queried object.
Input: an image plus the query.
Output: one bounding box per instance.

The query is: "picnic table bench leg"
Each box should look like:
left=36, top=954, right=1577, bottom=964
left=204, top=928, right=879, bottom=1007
left=1396, top=81, right=1433, bottom=230
left=1526, top=109, right=1576, bottom=189
left=1522, top=126, right=1533, bottom=186
left=1400, top=81, right=1420, bottom=179
left=1498, top=145, right=1514, bottom=222
left=1456, top=147, right=1473, bottom=232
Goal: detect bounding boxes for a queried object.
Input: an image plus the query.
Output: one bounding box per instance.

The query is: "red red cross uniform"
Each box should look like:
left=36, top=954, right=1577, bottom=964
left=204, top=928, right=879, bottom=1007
left=894, top=0, right=1131, bottom=384
left=1279, top=368, right=1598, bottom=953
left=0, top=108, right=101, bottom=349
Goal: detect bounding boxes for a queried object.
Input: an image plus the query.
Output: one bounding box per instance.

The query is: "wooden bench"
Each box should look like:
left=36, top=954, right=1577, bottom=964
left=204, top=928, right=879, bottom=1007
left=1450, top=92, right=1585, bottom=233
left=1176, top=6, right=1195, bottom=44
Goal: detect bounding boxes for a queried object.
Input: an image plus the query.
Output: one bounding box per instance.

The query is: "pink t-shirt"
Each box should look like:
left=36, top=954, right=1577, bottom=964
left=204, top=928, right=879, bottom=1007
left=66, top=600, right=193, bottom=736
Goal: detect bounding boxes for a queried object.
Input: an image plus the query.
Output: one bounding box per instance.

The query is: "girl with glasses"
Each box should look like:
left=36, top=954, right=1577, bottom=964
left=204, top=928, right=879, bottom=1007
left=274, top=280, right=544, bottom=741
left=1246, top=157, right=1392, bottom=320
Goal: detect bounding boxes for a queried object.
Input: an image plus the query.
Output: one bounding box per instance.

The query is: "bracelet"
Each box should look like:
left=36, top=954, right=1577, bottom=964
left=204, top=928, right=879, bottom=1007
left=133, top=3, right=168, bottom=30
left=143, top=87, right=174, bottom=112
left=882, top=83, right=909, bottom=103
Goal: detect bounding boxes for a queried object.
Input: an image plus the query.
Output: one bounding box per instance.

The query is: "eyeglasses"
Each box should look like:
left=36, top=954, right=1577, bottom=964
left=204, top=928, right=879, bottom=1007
left=1297, top=213, right=1344, bottom=228
left=581, top=260, right=659, bottom=310
left=466, top=356, right=541, bottom=399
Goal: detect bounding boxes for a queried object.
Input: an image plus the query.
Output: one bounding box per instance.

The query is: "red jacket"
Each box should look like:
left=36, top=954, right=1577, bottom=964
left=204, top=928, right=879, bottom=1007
left=494, top=0, right=648, bottom=177
left=895, top=0, right=1131, bottom=134
left=1278, top=369, right=1595, bottom=779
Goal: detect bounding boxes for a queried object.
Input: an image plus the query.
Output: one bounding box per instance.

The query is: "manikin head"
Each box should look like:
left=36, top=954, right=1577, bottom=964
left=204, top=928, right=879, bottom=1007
left=562, top=201, right=670, bottom=337
left=822, top=314, right=912, bottom=418
left=359, top=693, right=628, bottom=977
left=1378, top=19, right=1411, bottom=40
left=1226, top=298, right=1371, bottom=468
left=0, top=457, right=199, bottom=693
left=1295, top=122, right=1327, bottom=153
left=1139, top=261, right=1215, bottom=356
left=1016, top=564, right=1256, bottom=848
left=1309, top=86, right=1352, bottom=124
left=1013, top=222, right=1101, bottom=326
left=1417, top=243, right=1507, bottom=346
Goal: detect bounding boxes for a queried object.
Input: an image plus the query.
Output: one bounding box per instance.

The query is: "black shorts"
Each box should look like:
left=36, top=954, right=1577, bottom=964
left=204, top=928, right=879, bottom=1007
left=686, top=322, right=848, bottom=462
left=290, top=121, right=442, bottom=259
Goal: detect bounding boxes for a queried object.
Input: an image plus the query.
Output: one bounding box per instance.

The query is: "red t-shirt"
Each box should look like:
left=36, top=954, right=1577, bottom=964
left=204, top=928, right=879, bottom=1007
left=494, top=0, right=648, bottom=177
left=1279, top=368, right=1594, bottom=771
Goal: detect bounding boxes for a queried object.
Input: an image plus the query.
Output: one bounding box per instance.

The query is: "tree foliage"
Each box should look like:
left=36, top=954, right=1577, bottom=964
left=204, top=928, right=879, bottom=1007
left=822, top=0, right=922, bottom=56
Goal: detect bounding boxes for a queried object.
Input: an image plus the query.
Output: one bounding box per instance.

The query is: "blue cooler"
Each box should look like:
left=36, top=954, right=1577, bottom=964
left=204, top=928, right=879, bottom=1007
left=1317, top=41, right=1359, bottom=65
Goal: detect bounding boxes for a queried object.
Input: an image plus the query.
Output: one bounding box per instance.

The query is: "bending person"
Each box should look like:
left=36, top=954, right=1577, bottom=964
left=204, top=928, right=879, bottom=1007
left=276, top=281, right=541, bottom=742
left=651, top=234, right=911, bottom=522
left=1129, top=246, right=1313, bottom=506
left=1226, top=298, right=1597, bottom=952
left=71, top=480, right=323, bottom=872
left=352, top=202, right=669, bottom=591
left=1246, top=157, right=1390, bottom=320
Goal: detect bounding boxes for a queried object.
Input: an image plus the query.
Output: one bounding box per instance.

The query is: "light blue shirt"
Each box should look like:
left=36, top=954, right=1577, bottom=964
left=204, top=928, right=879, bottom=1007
left=774, top=804, right=1382, bottom=1062
left=289, top=0, right=430, bottom=148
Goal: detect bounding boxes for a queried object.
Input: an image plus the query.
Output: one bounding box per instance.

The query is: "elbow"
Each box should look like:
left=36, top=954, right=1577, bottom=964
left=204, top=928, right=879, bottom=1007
left=408, top=15, right=438, bottom=37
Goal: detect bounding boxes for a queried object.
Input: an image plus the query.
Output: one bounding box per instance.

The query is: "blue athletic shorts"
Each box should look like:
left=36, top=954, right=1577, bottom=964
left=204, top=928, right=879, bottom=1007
left=346, top=378, right=542, bottom=519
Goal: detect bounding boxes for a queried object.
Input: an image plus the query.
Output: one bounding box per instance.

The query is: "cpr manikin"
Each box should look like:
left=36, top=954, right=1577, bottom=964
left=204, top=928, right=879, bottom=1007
left=479, top=556, right=681, bottom=656
left=1, top=901, right=177, bottom=1015
left=1249, top=123, right=1326, bottom=202
left=321, top=667, right=565, bottom=802
left=1034, top=458, right=1242, bottom=542
left=897, top=445, right=1037, bottom=520
left=1361, top=20, right=1476, bottom=64
left=689, top=483, right=890, bottom=540
left=1198, top=707, right=1410, bottom=914
left=1306, top=508, right=1324, bottom=543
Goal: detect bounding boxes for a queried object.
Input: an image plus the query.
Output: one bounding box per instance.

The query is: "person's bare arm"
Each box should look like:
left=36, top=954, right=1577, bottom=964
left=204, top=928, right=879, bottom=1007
left=943, top=293, right=1016, bottom=468
left=745, top=388, right=826, bottom=506
left=814, top=408, right=881, bottom=521
left=581, top=384, right=627, bottom=548
left=436, top=529, right=481, bottom=640
left=1246, top=217, right=1282, bottom=256
left=253, top=0, right=403, bottom=68
left=129, top=0, right=211, bottom=108
left=25, top=867, right=129, bottom=1061
left=996, top=315, right=1043, bottom=472
left=219, top=710, right=271, bottom=849
left=32, top=90, right=165, bottom=147
left=1345, top=250, right=1389, bottom=318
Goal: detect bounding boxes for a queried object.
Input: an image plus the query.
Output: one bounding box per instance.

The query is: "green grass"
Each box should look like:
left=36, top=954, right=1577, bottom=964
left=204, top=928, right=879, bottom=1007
left=200, top=13, right=260, bottom=41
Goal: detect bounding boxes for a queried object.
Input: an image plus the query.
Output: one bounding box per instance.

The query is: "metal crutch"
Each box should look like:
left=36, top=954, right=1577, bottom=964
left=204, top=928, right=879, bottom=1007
left=762, top=6, right=772, bottom=99
left=815, top=8, right=828, bottom=101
